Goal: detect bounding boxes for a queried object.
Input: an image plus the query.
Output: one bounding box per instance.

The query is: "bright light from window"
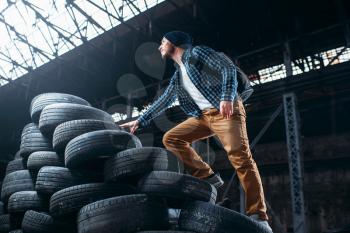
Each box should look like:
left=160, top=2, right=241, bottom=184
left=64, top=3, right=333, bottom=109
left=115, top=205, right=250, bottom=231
left=0, top=0, right=165, bottom=85
left=251, top=46, right=350, bottom=86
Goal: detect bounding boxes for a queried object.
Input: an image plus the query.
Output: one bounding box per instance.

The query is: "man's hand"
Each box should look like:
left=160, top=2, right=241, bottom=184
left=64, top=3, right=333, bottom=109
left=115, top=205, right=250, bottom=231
left=220, top=100, right=234, bottom=119
left=119, top=120, right=140, bottom=134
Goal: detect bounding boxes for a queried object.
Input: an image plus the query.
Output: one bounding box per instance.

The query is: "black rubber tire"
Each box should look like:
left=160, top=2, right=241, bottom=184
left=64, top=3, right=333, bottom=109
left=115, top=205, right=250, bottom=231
left=38, top=103, right=115, bottom=136
left=22, top=210, right=58, bottom=233
left=50, top=183, right=136, bottom=217
left=27, top=152, right=64, bottom=172
left=138, top=171, right=217, bottom=205
left=20, top=123, right=52, bottom=158
left=77, top=194, right=169, bottom=233
left=6, top=159, right=26, bottom=175
left=0, top=214, right=10, bottom=232
left=7, top=191, right=48, bottom=213
left=65, top=130, right=142, bottom=169
left=21, top=123, right=42, bottom=138
left=53, top=119, right=119, bottom=153
left=35, top=166, right=99, bottom=196
left=8, top=230, right=22, bottom=233
left=23, top=210, right=76, bottom=233
left=1, top=170, right=35, bottom=202
left=179, top=201, right=272, bottom=233
left=104, top=147, right=182, bottom=183
left=30, top=93, right=91, bottom=123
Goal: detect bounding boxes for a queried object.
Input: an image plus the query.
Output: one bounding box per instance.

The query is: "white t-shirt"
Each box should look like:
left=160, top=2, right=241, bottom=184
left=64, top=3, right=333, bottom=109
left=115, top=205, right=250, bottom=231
left=179, top=63, right=214, bottom=110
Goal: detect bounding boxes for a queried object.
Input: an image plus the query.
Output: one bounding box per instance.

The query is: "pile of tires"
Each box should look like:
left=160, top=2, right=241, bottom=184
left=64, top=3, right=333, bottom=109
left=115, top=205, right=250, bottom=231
left=0, top=93, right=271, bottom=233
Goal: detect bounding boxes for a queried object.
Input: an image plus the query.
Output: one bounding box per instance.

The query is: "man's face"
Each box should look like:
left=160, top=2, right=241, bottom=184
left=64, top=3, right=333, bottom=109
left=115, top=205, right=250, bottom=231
left=158, top=37, right=175, bottom=59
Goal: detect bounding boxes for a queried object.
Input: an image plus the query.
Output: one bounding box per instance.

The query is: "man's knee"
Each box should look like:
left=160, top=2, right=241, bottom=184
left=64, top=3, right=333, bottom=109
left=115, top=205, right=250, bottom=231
left=227, top=147, right=256, bottom=170
left=162, top=131, right=173, bottom=147
left=162, top=131, right=188, bottom=148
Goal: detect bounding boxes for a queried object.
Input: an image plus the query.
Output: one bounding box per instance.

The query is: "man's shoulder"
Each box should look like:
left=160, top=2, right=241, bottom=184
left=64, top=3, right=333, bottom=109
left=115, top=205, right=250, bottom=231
left=190, top=45, right=216, bottom=55
left=187, top=45, right=219, bottom=64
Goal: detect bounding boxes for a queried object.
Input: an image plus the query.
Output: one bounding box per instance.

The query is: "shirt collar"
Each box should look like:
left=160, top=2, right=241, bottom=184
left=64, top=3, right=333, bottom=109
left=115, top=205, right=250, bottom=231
left=173, top=46, right=192, bottom=69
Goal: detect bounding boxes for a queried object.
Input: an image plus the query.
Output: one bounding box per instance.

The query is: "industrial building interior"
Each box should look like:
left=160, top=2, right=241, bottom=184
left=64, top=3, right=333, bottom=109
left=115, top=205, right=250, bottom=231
left=0, top=0, right=349, bottom=233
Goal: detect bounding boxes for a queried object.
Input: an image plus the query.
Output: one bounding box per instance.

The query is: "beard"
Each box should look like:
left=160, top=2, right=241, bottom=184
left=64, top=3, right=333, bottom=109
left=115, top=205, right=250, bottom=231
left=161, top=45, right=176, bottom=59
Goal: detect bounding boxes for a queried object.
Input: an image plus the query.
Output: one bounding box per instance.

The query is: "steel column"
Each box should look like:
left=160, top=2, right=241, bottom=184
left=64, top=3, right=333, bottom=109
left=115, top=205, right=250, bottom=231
left=283, top=93, right=307, bottom=233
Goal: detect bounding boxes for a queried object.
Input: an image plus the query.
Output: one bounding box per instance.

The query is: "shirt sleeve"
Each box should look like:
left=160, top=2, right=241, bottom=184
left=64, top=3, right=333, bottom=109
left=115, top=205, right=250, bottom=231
left=137, top=73, right=177, bottom=127
left=191, top=46, right=238, bottom=101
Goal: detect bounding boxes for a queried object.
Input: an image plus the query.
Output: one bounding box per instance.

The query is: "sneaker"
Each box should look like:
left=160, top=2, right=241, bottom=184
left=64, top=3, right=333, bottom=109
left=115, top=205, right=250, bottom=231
left=249, top=214, right=273, bottom=232
left=203, top=173, right=224, bottom=189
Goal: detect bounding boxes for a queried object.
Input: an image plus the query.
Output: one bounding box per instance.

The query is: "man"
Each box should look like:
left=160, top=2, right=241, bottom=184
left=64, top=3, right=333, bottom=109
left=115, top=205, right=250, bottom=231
left=120, top=31, right=272, bottom=231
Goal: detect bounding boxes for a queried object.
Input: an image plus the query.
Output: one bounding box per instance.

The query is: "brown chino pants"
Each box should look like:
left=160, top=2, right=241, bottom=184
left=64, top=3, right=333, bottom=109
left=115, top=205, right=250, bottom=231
left=162, top=99, right=268, bottom=220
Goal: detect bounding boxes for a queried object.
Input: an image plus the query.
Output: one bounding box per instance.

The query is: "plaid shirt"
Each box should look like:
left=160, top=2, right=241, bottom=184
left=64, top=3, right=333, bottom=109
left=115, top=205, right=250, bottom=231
left=137, top=45, right=238, bottom=127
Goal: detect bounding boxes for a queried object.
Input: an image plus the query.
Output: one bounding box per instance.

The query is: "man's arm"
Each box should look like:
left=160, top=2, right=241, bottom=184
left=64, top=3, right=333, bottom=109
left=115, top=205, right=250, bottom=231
left=136, top=74, right=177, bottom=127
left=191, top=46, right=238, bottom=102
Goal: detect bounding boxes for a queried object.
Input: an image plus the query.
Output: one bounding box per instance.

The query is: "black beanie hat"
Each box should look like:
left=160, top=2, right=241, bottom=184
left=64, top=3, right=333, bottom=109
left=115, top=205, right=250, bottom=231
left=164, top=31, right=192, bottom=48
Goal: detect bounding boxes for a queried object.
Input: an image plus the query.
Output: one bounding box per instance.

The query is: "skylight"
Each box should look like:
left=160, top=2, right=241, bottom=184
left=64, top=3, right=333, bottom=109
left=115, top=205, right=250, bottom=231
left=0, top=0, right=164, bottom=86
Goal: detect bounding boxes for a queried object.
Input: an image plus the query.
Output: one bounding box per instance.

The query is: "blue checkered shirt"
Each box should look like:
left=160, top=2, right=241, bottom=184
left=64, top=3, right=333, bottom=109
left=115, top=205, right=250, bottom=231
left=137, top=45, right=238, bottom=127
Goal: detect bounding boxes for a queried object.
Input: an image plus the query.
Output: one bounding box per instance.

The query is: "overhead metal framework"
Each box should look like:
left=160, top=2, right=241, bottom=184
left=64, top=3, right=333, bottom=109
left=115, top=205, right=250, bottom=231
left=0, top=0, right=164, bottom=86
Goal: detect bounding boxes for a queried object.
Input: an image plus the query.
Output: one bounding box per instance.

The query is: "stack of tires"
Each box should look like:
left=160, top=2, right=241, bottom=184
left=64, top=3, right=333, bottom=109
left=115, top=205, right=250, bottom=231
left=0, top=93, right=271, bottom=233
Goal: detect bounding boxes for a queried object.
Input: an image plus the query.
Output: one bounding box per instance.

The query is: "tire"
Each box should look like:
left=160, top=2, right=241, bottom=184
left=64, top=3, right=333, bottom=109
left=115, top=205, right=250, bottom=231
left=23, top=210, right=76, bottom=233
left=50, top=183, right=136, bottom=217
left=20, top=123, right=52, bottom=158
left=77, top=194, right=169, bottom=233
left=6, top=159, right=26, bottom=175
left=8, top=191, right=48, bottom=213
left=104, top=147, right=180, bottom=182
left=38, top=103, right=115, bottom=136
left=53, top=119, right=119, bottom=153
left=1, top=170, right=35, bottom=202
left=65, top=130, right=142, bottom=169
left=35, top=166, right=99, bottom=196
left=30, top=93, right=91, bottom=123
left=0, top=214, right=10, bottom=232
left=22, top=210, right=58, bottom=233
left=27, top=152, right=64, bottom=172
left=138, top=171, right=217, bottom=205
left=179, top=201, right=272, bottom=233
